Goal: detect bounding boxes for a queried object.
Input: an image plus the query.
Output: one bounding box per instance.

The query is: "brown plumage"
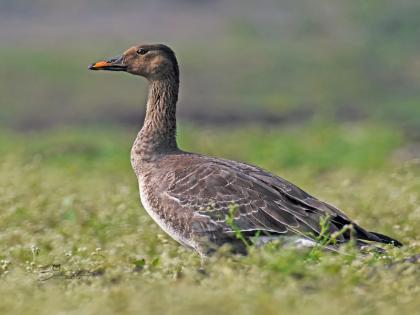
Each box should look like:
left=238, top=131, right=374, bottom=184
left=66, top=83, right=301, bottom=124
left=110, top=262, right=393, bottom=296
left=89, top=43, right=402, bottom=256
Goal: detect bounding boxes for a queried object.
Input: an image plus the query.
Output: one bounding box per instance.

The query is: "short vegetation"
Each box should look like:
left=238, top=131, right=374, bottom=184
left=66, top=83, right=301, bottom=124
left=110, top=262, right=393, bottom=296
left=0, top=125, right=419, bottom=315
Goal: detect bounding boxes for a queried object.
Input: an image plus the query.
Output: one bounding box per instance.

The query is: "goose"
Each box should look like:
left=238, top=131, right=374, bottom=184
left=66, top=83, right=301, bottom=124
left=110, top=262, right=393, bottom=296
left=89, top=43, right=402, bottom=257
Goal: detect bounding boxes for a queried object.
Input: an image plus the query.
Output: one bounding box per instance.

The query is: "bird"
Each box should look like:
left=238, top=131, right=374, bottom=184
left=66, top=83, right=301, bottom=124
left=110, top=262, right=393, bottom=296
left=89, top=43, right=402, bottom=257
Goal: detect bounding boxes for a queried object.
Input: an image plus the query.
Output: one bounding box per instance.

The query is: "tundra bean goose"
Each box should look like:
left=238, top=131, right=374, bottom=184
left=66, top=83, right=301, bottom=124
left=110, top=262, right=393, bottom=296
left=89, top=44, right=402, bottom=256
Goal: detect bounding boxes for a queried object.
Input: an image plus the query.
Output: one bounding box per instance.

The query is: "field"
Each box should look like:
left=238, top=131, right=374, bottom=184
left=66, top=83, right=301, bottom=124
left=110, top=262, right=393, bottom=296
left=0, top=125, right=419, bottom=315
left=1, top=1, right=420, bottom=314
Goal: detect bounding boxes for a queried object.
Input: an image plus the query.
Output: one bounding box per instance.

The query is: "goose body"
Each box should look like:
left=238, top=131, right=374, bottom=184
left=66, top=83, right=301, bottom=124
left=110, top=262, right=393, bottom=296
left=90, top=43, right=402, bottom=256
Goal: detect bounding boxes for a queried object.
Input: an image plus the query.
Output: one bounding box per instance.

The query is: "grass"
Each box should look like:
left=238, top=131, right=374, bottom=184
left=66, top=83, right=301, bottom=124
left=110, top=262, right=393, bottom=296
left=2, top=3, right=420, bottom=312
left=0, top=123, right=419, bottom=315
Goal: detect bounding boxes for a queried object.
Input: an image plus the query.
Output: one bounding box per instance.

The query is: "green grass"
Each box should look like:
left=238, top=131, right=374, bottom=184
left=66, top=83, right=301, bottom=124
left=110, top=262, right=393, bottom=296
left=2, top=3, right=420, bottom=312
left=0, top=124, right=419, bottom=315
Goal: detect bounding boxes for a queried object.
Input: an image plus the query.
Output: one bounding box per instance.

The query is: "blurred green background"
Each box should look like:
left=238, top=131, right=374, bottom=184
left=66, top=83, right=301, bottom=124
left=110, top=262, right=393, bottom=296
left=1, top=0, right=420, bottom=169
left=1, top=1, right=420, bottom=314
left=1, top=0, right=420, bottom=132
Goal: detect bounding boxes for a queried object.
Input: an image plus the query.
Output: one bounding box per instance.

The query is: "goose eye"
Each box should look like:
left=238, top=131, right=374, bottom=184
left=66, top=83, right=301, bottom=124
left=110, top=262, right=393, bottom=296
left=137, top=48, right=147, bottom=55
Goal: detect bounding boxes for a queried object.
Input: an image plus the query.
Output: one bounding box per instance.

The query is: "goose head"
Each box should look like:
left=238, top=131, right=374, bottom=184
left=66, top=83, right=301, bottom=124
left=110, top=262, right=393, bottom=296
left=89, top=44, right=179, bottom=81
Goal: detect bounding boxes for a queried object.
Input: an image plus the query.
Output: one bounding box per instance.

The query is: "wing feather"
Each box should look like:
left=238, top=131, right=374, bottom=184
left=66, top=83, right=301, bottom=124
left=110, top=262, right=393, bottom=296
left=162, top=158, right=364, bottom=246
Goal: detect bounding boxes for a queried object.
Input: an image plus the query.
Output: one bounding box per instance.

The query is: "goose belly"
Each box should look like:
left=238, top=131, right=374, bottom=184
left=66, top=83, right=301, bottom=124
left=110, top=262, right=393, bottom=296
left=138, top=179, right=196, bottom=249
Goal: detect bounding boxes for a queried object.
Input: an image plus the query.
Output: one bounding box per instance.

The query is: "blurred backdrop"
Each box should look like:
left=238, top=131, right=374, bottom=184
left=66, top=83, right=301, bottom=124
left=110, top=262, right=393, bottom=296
left=1, top=0, right=420, bottom=130
left=1, top=0, right=420, bottom=171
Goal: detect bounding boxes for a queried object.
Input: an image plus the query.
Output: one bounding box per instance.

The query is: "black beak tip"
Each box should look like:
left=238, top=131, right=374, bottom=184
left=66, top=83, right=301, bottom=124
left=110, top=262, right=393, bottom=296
left=88, top=63, right=97, bottom=70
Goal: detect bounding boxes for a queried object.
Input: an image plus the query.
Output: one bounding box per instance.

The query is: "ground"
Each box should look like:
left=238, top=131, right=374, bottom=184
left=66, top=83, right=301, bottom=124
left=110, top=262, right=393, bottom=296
left=0, top=124, right=419, bottom=315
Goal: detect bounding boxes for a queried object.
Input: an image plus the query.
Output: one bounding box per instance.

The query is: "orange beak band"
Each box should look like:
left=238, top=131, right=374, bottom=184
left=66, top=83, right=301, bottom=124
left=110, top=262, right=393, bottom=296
left=89, top=61, right=111, bottom=70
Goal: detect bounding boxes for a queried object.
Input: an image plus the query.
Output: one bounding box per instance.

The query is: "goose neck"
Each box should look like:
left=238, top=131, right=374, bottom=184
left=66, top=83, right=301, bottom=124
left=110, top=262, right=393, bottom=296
left=134, top=76, right=179, bottom=161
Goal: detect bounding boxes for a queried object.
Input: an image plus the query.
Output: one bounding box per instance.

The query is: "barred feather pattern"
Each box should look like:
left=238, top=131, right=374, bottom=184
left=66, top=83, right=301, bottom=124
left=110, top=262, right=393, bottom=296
left=136, top=153, right=398, bottom=255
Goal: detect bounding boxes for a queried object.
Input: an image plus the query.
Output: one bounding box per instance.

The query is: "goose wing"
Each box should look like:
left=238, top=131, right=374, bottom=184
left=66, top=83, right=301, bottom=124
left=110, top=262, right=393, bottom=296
left=164, top=157, right=375, bottom=247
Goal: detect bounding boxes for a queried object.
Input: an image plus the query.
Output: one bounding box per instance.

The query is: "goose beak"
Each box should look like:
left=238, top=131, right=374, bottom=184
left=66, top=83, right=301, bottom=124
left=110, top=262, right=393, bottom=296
left=89, top=54, right=127, bottom=71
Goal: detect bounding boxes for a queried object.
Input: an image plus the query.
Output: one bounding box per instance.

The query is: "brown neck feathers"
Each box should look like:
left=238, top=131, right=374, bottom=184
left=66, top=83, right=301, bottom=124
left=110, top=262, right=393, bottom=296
left=133, top=73, right=179, bottom=161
